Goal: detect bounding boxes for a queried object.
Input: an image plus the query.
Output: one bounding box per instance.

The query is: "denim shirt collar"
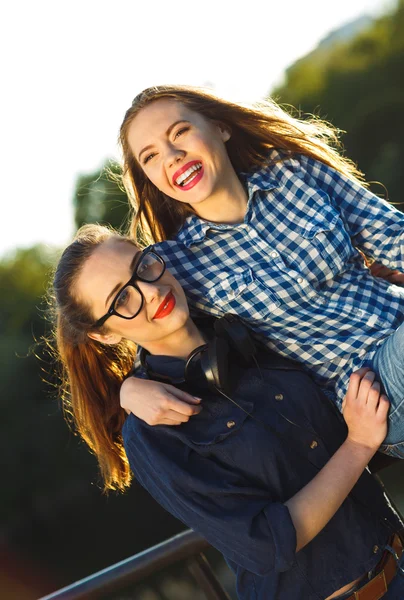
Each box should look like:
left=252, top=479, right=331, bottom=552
left=145, top=354, right=186, bottom=383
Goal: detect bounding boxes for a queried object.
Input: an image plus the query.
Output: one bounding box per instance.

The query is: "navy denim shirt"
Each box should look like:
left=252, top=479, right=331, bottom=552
left=122, top=352, right=402, bottom=600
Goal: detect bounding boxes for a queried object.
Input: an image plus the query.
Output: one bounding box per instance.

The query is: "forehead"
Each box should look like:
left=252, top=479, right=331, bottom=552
left=78, top=239, right=138, bottom=294
left=91, top=238, right=138, bottom=269
left=127, top=98, right=205, bottom=150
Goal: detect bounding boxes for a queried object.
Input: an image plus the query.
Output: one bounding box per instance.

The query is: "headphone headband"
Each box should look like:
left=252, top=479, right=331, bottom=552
left=141, top=314, right=257, bottom=394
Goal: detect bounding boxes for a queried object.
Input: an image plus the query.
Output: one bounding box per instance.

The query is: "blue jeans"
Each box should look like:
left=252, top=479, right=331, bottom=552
left=332, top=549, right=404, bottom=599
left=371, top=322, right=404, bottom=458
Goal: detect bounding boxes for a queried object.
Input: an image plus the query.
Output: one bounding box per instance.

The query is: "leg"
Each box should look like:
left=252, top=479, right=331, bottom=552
left=371, top=322, right=404, bottom=456
left=384, top=553, right=404, bottom=599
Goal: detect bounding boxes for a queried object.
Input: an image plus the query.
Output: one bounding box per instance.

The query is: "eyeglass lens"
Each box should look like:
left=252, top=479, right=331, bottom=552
left=114, top=252, right=164, bottom=318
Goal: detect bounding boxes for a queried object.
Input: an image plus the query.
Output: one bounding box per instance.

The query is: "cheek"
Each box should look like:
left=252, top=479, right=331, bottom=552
left=144, top=165, right=170, bottom=192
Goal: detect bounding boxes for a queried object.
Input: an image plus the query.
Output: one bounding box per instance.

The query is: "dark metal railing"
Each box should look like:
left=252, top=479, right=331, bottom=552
left=38, top=529, right=231, bottom=600
left=38, top=456, right=401, bottom=600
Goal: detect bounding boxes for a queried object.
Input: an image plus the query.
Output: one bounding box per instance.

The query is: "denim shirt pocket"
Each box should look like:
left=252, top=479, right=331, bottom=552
left=181, top=397, right=254, bottom=448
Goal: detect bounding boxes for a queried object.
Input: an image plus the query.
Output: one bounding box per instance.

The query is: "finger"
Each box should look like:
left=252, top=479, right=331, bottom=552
left=366, top=381, right=381, bottom=408
left=346, top=368, right=371, bottom=402
left=369, top=264, right=384, bottom=275
left=379, top=267, right=396, bottom=277
left=163, top=384, right=202, bottom=404
left=165, top=407, right=202, bottom=422
left=160, top=418, right=189, bottom=426
left=357, top=371, right=376, bottom=403
left=387, top=273, right=404, bottom=285
left=352, top=367, right=371, bottom=377
left=164, top=394, right=203, bottom=417
left=371, top=266, right=385, bottom=276
left=376, top=394, right=390, bottom=419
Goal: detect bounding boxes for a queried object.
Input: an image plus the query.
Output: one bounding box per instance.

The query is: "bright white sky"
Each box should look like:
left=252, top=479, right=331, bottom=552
left=1, top=0, right=394, bottom=258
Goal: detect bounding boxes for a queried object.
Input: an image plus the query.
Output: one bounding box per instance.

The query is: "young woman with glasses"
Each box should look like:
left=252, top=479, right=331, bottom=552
left=117, top=84, right=404, bottom=458
left=51, top=223, right=404, bottom=600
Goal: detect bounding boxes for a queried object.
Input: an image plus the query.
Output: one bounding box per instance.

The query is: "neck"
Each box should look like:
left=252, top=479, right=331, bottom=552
left=142, top=319, right=206, bottom=360
left=195, top=170, right=248, bottom=224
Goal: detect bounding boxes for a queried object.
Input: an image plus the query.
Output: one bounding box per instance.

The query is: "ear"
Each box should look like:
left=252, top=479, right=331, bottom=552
left=216, top=122, right=231, bottom=142
left=87, top=331, right=123, bottom=345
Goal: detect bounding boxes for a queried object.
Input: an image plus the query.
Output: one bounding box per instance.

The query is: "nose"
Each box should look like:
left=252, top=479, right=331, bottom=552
left=136, top=280, right=164, bottom=304
left=164, top=144, right=185, bottom=169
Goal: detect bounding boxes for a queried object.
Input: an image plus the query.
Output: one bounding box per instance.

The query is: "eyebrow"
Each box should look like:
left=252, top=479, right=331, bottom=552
left=104, top=250, right=141, bottom=308
left=138, top=120, right=191, bottom=162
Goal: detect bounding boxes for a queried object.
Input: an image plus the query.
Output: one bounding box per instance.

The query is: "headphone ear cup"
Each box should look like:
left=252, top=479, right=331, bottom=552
left=214, top=314, right=256, bottom=365
left=200, top=336, right=230, bottom=392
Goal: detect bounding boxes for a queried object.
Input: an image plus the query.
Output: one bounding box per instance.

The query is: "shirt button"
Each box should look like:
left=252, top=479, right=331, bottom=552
left=227, top=420, right=236, bottom=429
left=357, top=309, right=364, bottom=317
left=275, top=394, right=284, bottom=401
left=270, top=251, right=278, bottom=258
left=297, top=277, right=303, bottom=284
left=310, top=440, right=318, bottom=449
left=373, top=545, right=379, bottom=554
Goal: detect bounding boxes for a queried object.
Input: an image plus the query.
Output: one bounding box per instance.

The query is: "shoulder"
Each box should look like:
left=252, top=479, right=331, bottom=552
left=245, top=150, right=306, bottom=185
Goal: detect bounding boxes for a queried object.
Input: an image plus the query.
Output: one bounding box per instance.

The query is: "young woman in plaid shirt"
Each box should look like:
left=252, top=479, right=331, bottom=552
left=117, top=85, right=404, bottom=457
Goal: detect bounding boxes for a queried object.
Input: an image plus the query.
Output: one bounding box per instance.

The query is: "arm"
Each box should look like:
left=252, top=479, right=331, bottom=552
left=298, top=154, right=404, bottom=270
left=286, top=370, right=388, bottom=551
left=123, top=370, right=388, bottom=574
left=120, top=376, right=202, bottom=425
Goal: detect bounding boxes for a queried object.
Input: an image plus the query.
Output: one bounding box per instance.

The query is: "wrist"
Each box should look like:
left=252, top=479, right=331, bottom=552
left=344, top=436, right=379, bottom=461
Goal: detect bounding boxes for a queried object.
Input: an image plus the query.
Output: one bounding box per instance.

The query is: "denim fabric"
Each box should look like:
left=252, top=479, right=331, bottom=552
left=122, top=349, right=403, bottom=600
left=372, top=322, right=404, bottom=456
left=152, top=151, right=404, bottom=407
left=386, top=553, right=404, bottom=598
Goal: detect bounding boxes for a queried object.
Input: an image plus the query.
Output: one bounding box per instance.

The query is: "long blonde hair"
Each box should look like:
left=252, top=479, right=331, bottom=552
left=119, top=84, right=365, bottom=244
left=50, top=224, right=137, bottom=492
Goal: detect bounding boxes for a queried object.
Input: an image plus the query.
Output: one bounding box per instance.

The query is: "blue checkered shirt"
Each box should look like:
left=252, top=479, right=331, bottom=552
left=152, top=150, right=404, bottom=406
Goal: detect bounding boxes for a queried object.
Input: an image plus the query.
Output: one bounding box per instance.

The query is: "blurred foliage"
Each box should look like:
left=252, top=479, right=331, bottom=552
left=3, top=1, right=404, bottom=598
left=0, top=246, right=186, bottom=599
left=73, top=161, right=130, bottom=233
left=273, top=0, right=404, bottom=210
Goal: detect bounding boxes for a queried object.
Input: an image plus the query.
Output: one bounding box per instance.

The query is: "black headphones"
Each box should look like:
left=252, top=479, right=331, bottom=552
left=186, top=313, right=257, bottom=393
left=140, top=313, right=257, bottom=394
left=140, top=313, right=314, bottom=442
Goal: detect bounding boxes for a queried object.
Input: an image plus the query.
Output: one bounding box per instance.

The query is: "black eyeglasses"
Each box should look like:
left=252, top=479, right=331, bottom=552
left=94, top=249, right=166, bottom=328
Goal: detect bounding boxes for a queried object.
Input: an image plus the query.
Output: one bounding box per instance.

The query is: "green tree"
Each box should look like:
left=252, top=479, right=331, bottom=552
left=273, top=0, right=404, bottom=209
left=0, top=246, right=184, bottom=598
left=73, top=161, right=130, bottom=232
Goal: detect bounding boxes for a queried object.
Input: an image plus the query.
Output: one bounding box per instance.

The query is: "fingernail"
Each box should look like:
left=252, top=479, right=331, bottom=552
left=194, top=397, right=202, bottom=402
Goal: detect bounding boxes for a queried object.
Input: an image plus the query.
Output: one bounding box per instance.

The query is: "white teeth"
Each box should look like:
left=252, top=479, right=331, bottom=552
left=175, top=162, right=202, bottom=186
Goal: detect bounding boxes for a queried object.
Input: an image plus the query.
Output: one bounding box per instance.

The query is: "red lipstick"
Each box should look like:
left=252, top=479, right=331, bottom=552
left=172, top=160, right=203, bottom=191
left=153, top=291, right=176, bottom=319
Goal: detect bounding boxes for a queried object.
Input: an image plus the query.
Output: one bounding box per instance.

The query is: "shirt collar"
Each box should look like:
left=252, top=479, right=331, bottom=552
left=176, top=162, right=278, bottom=248
left=145, top=354, right=187, bottom=383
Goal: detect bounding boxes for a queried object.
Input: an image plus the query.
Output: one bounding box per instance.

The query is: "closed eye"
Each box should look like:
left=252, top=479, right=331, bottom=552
left=143, top=152, right=156, bottom=165
left=174, top=126, right=189, bottom=140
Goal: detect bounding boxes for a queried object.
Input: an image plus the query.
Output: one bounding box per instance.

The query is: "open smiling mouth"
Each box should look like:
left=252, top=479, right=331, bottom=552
left=175, top=162, right=202, bottom=187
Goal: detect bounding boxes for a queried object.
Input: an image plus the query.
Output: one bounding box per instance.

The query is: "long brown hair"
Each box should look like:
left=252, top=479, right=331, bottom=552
left=50, top=224, right=137, bottom=492
left=119, top=84, right=366, bottom=244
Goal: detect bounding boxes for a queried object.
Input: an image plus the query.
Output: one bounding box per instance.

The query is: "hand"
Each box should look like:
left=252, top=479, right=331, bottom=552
left=342, top=368, right=389, bottom=451
left=120, top=377, right=202, bottom=426
left=369, top=261, right=404, bottom=286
